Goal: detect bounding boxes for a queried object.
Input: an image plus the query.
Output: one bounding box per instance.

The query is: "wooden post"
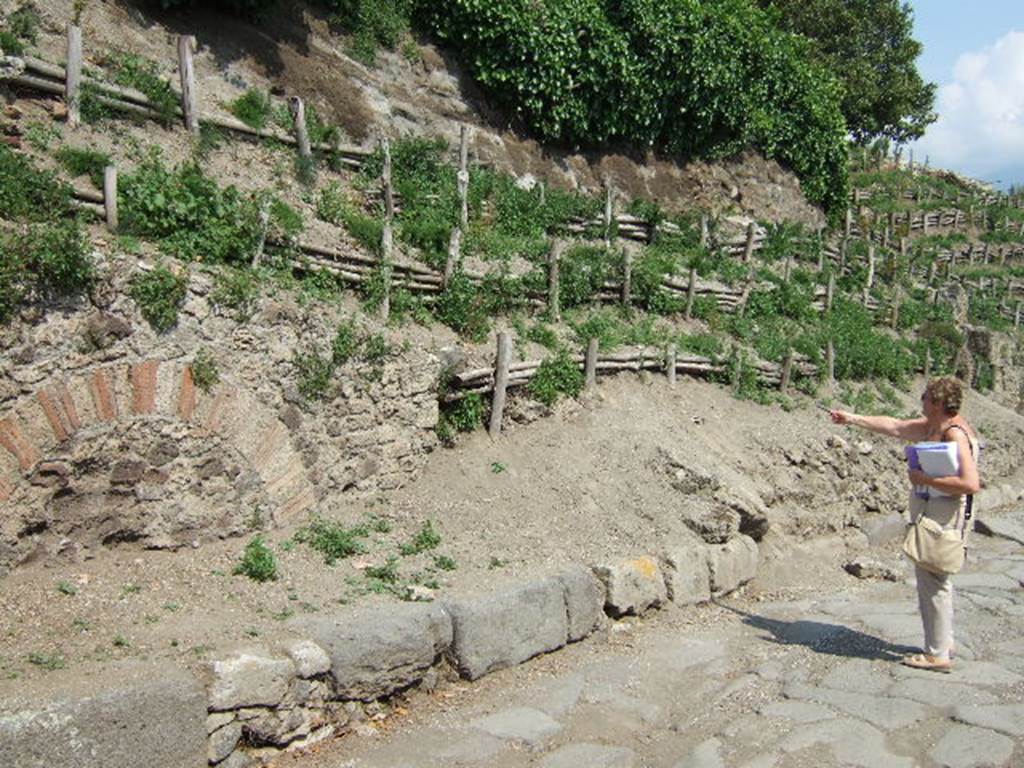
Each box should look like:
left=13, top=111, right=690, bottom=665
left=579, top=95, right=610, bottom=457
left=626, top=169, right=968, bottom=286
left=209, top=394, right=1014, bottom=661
left=783, top=252, right=793, bottom=283
left=251, top=196, right=272, bottom=269
left=488, top=333, right=512, bottom=438
left=898, top=237, right=907, bottom=278
left=839, top=236, right=848, bottom=270
left=103, top=165, right=118, bottom=232
left=825, top=273, right=835, bottom=312
left=457, top=125, right=470, bottom=229
left=65, top=24, right=83, bottom=128
left=923, top=348, right=932, bottom=380
left=1000, top=246, right=1007, bottom=267
left=603, top=183, right=614, bottom=248
left=826, top=339, right=835, bottom=387
left=1015, top=301, right=1021, bottom=329
left=289, top=96, right=313, bottom=167
left=621, top=248, right=632, bottom=308
left=864, top=244, right=875, bottom=304
left=177, top=35, right=200, bottom=135
left=380, top=137, right=394, bottom=321
left=444, top=228, right=460, bottom=288
left=908, top=148, right=914, bottom=171
left=928, top=260, right=937, bottom=285
left=742, top=222, right=756, bottom=263
left=890, top=290, right=900, bottom=330
left=780, top=349, right=794, bottom=393
left=700, top=215, right=709, bottom=248
left=922, top=212, right=930, bottom=235
left=666, top=345, right=677, bottom=386
left=844, top=208, right=853, bottom=239
left=548, top=239, right=563, bottom=322
left=816, top=227, right=825, bottom=272
left=685, top=266, right=697, bottom=320
left=585, top=338, right=598, bottom=390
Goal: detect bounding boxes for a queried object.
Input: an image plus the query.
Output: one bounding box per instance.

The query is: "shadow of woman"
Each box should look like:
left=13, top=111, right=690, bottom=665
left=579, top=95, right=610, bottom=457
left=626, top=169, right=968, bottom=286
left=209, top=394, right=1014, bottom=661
left=714, top=599, right=917, bottom=662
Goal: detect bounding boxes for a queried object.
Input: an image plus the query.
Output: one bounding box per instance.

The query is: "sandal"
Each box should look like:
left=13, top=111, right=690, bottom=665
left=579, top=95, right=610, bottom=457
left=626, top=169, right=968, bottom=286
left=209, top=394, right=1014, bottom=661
left=902, top=653, right=952, bottom=673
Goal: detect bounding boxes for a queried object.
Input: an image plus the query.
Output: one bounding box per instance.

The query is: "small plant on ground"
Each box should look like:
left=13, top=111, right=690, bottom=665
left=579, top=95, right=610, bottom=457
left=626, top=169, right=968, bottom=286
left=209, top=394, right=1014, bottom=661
left=27, top=651, right=65, bottom=671
left=229, top=88, right=274, bottom=131
left=399, top=520, right=441, bottom=556
left=293, top=352, right=334, bottom=401
left=107, top=51, right=179, bottom=125
left=190, top=348, right=219, bottom=392
left=529, top=350, right=584, bottom=406
left=56, top=580, right=77, bottom=596
left=295, top=517, right=369, bottom=564
left=211, top=266, right=260, bottom=320
left=364, top=557, right=400, bottom=583
left=233, top=535, right=279, bottom=582
left=130, top=264, right=188, bottom=332
left=433, top=554, right=456, bottom=571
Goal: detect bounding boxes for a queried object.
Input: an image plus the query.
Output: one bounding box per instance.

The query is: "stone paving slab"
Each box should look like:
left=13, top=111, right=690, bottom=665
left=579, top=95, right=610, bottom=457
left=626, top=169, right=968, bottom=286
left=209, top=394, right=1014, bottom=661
left=952, top=703, right=1024, bottom=737
left=470, top=706, right=562, bottom=748
left=894, top=660, right=1023, bottom=687
left=672, top=736, right=726, bottom=768
left=782, top=683, right=929, bottom=730
left=758, top=699, right=837, bottom=724
left=886, top=677, right=1000, bottom=707
left=817, top=659, right=893, bottom=695
left=778, top=717, right=914, bottom=768
left=538, top=743, right=636, bottom=768
left=930, top=723, right=1016, bottom=768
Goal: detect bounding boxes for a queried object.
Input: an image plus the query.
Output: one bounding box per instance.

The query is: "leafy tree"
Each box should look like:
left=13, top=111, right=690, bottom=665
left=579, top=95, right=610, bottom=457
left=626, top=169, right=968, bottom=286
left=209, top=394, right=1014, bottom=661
left=757, top=0, right=936, bottom=143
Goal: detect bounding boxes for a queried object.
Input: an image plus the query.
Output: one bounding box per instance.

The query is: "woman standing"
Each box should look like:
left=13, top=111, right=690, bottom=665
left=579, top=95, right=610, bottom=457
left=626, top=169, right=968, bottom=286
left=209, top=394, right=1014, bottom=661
left=830, top=376, right=980, bottom=672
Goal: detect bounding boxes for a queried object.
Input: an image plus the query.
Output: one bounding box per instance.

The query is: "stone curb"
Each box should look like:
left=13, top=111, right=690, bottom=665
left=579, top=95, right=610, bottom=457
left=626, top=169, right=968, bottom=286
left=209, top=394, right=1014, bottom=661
left=0, top=539, right=758, bottom=767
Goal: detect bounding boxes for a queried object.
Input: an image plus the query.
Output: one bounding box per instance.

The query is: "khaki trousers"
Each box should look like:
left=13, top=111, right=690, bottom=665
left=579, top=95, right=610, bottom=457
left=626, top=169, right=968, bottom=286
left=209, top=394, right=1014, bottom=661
left=915, top=563, right=954, bottom=659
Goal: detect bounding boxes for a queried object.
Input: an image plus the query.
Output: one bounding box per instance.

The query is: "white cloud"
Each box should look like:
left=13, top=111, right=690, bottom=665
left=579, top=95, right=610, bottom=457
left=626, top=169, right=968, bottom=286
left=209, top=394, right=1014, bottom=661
left=912, top=30, right=1024, bottom=186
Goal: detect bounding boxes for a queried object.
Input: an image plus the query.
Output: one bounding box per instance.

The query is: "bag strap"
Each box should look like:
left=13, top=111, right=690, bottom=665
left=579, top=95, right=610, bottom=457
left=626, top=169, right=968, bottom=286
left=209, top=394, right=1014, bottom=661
left=941, top=423, right=976, bottom=530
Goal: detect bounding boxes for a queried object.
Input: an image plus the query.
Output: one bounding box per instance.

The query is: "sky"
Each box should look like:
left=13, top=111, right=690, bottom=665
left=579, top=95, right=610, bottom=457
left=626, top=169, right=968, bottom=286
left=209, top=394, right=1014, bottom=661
left=906, top=1, right=1024, bottom=190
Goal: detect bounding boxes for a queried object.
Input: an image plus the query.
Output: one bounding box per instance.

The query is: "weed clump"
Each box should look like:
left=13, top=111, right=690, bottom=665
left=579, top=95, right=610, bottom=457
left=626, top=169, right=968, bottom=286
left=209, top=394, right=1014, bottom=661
left=130, top=264, right=188, bottom=332
left=295, top=517, right=369, bottom=565
left=399, top=520, right=441, bottom=556
left=529, top=350, right=584, bottom=406
left=233, top=535, right=278, bottom=582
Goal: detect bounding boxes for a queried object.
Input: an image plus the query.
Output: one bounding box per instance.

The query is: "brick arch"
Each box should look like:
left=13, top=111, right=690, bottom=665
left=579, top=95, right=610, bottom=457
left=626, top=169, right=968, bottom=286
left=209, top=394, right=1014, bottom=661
left=0, top=359, right=315, bottom=525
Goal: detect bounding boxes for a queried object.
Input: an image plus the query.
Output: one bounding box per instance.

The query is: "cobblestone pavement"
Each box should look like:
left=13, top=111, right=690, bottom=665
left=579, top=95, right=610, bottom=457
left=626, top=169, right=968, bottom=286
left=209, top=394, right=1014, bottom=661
left=300, top=517, right=1024, bottom=768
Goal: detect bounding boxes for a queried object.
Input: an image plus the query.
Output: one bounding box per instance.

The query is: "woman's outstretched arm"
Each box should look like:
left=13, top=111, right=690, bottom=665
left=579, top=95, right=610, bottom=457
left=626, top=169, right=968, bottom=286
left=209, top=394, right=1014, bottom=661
left=830, top=410, right=930, bottom=441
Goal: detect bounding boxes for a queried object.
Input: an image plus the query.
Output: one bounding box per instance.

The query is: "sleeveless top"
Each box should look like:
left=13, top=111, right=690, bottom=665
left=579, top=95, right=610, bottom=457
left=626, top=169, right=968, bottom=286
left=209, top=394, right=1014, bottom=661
left=908, top=424, right=980, bottom=536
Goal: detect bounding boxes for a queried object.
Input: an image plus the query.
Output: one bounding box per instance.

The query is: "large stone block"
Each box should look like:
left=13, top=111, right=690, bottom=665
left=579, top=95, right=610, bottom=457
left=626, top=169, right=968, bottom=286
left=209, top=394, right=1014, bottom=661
left=204, top=647, right=295, bottom=711
left=662, top=543, right=711, bottom=605
left=557, top=565, right=606, bottom=641
left=0, top=661, right=206, bottom=768
left=592, top=556, right=667, bottom=617
left=446, top=577, right=569, bottom=680
left=293, top=602, right=452, bottom=700
left=707, top=535, right=759, bottom=595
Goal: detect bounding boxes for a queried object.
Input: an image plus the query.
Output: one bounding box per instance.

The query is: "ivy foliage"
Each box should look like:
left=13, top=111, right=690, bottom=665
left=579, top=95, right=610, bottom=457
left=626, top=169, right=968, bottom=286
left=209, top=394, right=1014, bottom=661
left=421, top=0, right=849, bottom=212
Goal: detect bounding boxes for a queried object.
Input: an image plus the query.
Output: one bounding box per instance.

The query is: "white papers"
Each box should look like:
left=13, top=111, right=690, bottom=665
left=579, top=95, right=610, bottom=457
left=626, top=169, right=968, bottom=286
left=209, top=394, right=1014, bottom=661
left=906, top=442, right=960, bottom=498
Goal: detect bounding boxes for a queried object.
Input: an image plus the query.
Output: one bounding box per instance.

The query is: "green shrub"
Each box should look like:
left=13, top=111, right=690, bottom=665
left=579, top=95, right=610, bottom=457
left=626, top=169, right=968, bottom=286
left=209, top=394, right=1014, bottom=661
left=191, top=348, right=220, bottom=392
left=293, top=352, right=334, bottom=400
left=318, top=183, right=384, bottom=255
left=54, top=146, right=111, bottom=188
left=120, top=152, right=263, bottom=263
left=107, top=51, right=179, bottom=125
left=529, top=349, right=584, bottom=406
left=233, top=536, right=278, bottom=582
left=295, top=516, right=370, bottom=564
left=0, top=144, right=73, bottom=221
left=0, top=4, right=40, bottom=55
left=211, top=266, right=260, bottom=320
left=324, top=0, right=414, bottom=64
left=229, top=89, right=273, bottom=131
left=437, top=393, right=484, bottom=443
left=433, top=271, right=492, bottom=341
left=559, top=245, right=618, bottom=309
left=332, top=318, right=361, bottom=365
left=131, top=265, right=188, bottom=332
left=424, top=0, right=849, bottom=212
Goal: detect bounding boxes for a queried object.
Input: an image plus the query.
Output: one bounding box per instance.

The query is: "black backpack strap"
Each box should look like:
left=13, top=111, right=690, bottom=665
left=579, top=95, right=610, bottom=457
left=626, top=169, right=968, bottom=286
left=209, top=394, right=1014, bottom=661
left=942, top=424, right=976, bottom=523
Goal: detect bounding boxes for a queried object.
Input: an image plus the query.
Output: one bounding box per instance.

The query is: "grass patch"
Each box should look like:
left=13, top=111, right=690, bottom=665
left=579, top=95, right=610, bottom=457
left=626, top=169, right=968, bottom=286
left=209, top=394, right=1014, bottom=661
left=399, top=520, right=441, bottom=556
left=130, top=264, right=188, bottom=333
left=295, top=517, right=369, bottom=564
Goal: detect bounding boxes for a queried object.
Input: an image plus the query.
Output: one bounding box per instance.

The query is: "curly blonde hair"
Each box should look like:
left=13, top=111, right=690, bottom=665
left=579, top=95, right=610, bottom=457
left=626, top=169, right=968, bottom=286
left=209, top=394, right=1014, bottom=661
left=925, top=376, right=964, bottom=415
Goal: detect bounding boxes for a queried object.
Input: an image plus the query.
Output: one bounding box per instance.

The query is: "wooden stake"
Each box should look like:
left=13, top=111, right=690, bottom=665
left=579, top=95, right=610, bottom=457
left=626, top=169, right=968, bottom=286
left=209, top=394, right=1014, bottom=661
left=1015, top=301, right=1021, bottom=329
left=784, top=252, right=793, bottom=283
left=380, top=137, right=394, bottom=321
left=700, top=215, right=709, bottom=248
left=666, top=345, right=677, bottom=386
left=585, top=338, right=598, bottom=390
left=742, top=222, right=756, bottom=263
left=844, top=208, right=853, bottom=239
left=251, top=196, right=272, bottom=268
left=621, top=247, right=632, bottom=307
left=826, top=273, right=835, bottom=312
left=826, top=340, right=835, bottom=386
left=65, top=24, right=83, bottom=128
left=290, top=96, right=313, bottom=162
left=685, top=266, right=697, bottom=320
left=444, top=228, right=460, bottom=288
left=458, top=125, right=470, bottom=229
left=548, top=240, right=563, bottom=322
left=923, top=348, right=932, bottom=380
left=488, top=332, right=512, bottom=438
left=103, top=165, right=118, bottom=232
left=780, top=349, right=794, bottom=393
left=603, top=183, right=614, bottom=248
left=890, top=290, right=900, bottom=330
left=177, top=35, right=199, bottom=135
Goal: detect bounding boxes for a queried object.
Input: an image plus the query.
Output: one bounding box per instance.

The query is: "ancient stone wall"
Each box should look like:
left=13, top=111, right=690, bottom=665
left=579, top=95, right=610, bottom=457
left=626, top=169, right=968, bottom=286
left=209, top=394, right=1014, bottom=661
left=0, top=254, right=442, bottom=573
